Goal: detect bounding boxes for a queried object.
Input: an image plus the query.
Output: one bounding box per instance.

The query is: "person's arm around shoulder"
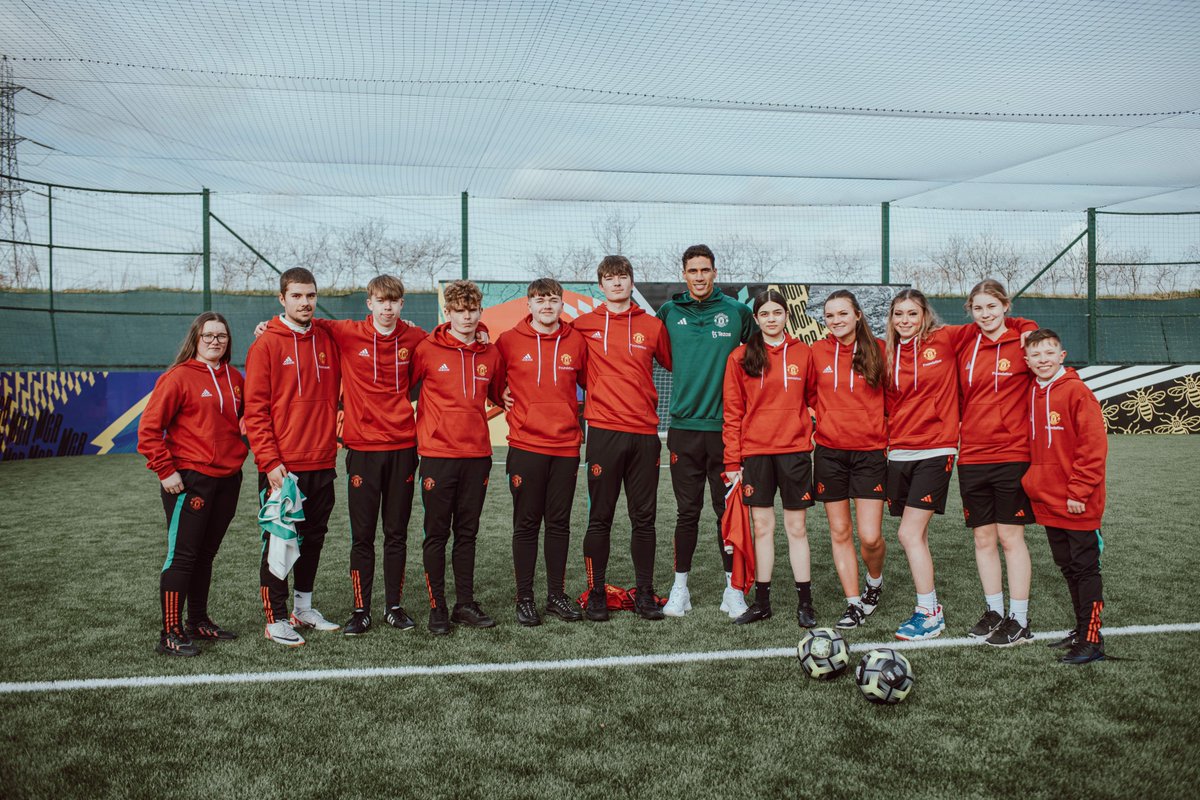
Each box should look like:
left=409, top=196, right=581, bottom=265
left=137, top=369, right=186, bottom=493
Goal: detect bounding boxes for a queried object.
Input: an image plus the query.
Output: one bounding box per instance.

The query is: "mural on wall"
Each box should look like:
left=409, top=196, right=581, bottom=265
left=4, top=287, right=1197, bottom=461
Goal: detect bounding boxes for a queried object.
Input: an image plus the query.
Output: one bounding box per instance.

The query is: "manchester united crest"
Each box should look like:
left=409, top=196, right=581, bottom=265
left=423, top=477, right=436, bottom=491
left=560, top=353, right=573, bottom=366
left=633, top=332, right=646, bottom=345
left=476, top=363, right=488, bottom=376
left=923, top=347, right=937, bottom=361
left=350, top=475, right=363, bottom=488
left=398, top=347, right=410, bottom=361
left=189, top=496, right=204, bottom=511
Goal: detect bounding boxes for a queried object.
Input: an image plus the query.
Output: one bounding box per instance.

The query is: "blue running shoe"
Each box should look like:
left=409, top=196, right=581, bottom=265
left=894, top=605, right=945, bottom=641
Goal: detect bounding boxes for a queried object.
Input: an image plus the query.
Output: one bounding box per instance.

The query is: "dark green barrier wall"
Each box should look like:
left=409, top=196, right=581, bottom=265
left=0, top=292, right=440, bottom=369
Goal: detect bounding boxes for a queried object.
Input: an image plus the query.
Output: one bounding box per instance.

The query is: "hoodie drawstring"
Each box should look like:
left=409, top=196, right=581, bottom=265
left=968, top=334, right=981, bottom=388
left=311, top=337, right=320, bottom=384
left=536, top=332, right=543, bottom=386
left=205, top=364, right=225, bottom=415
left=551, top=335, right=561, bottom=386
left=372, top=331, right=378, bottom=385
left=291, top=333, right=303, bottom=397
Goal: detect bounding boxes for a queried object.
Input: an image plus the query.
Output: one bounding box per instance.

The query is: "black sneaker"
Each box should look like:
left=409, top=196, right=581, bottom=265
left=452, top=602, right=497, bottom=628
left=985, top=615, right=1033, bottom=648
left=185, top=617, right=237, bottom=641
left=861, top=581, right=883, bottom=615
left=1047, top=628, right=1078, bottom=649
left=633, top=588, right=665, bottom=621
left=835, top=603, right=867, bottom=630
left=343, top=611, right=372, bottom=636
left=968, top=609, right=1005, bottom=638
left=796, top=602, right=817, bottom=629
left=585, top=588, right=610, bottom=622
left=428, top=605, right=451, bottom=636
left=385, top=606, right=416, bottom=631
left=1059, top=638, right=1105, bottom=665
left=516, top=597, right=542, bottom=627
left=156, top=627, right=200, bottom=657
left=545, top=592, right=583, bottom=622
left=734, top=603, right=773, bottom=625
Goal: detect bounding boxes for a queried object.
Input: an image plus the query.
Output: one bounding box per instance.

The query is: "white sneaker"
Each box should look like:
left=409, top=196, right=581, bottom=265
left=663, top=585, right=692, bottom=617
left=290, top=608, right=341, bottom=631
left=264, top=620, right=305, bottom=647
left=720, top=586, right=749, bottom=619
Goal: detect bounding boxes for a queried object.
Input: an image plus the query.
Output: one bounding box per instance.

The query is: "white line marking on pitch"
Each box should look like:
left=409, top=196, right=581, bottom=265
left=2, top=622, right=1196, bottom=696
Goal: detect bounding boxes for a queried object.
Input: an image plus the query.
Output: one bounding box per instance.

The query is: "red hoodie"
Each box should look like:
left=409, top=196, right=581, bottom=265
left=722, top=335, right=813, bottom=469
left=1021, top=368, right=1107, bottom=530
left=957, top=318, right=1039, bottom=465
left=317, top=316, right=426, bottom=450
left=885, top=326, right=971, bottom=451
left=806, top=335, right=886, bottom=451
left=573, top=303, right=672, bottom=436
left=138, top=360, right=248, bottom=479
left=412, top=322, right=504, bottom=458
left=244, top=316, right=341, bottom=474
left=496, top=316, right=588, bottom=457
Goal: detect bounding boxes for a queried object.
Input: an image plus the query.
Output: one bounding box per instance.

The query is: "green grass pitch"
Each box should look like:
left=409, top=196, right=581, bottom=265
left=1, top=436, right=1198, bottom=799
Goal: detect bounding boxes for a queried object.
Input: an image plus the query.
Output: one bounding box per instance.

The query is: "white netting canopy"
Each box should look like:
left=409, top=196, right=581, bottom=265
left=4, top=0, right=1200, bottom=210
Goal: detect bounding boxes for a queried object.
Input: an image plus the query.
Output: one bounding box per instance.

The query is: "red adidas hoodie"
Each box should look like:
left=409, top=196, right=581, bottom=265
left=496, top=316, right=588, bottom=457
left=138, top=360, right=248, bottom=479
left=244, top=316, right=341, bottom=474
left=573, top=303, right=672, bottom=436
left=885, top=326, right=971, bottom=451
left=806, top=335, right=887, bottom=451
left=412, top=322, right=504, bottom=458
left=957, top=318, right=1039, bottom=464
left=1021, top=368, right=1107, bottom=530
left=722, top=335, right=813, bottom=469
left=317, top=316, right=426, bottom=450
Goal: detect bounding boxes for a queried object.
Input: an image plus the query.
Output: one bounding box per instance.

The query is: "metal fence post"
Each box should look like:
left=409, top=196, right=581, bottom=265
left=202, top=187, right=211, bottom=311
left=48, top=184, right=60, bottom=371
left=881, top=201, right=891, bottom=284
left=461, top=190, right=469, bottom=281
left=1087, top=207, right=1097, bottom=364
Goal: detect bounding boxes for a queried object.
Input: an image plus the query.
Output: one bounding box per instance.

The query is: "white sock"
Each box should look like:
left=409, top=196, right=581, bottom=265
left=294, top=590, right=312, bottom=612
left=866, top=572, right=883, bottom=588
left=674, top=572, right=689, bottom=590
left=725, top=571, right=733, bottom=589
left=847, top=595, right=862, bottom=608
left=916, top=590, right=938, bottom=614
left=985, top=592, right=1005, bottom=615
left=1010, top=598, right=1029, bottom=628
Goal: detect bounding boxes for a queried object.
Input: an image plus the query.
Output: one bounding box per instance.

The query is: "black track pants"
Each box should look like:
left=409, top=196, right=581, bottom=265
left=258, top=468, right=335, bottom=623
left=507, top=446, right=579, bottom=599
left=159, top=470, right=241, bottom=631
left=582, top=427, right=660, bottom=591
left=1046, top=526, right=1105, bottom=643
left=667, top=428, right=730, bottom=574
left=346, top=447, right=418, bottom=612
left=420, top=456, right=491, bottom=608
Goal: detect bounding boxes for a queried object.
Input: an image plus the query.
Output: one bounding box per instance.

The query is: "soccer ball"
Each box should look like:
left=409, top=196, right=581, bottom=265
left=854, top=648, right=914, bottom=704
left=796, top=627, right=850, bottom=680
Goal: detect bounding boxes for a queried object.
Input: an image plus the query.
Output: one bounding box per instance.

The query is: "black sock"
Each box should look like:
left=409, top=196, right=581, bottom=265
left=756, top=581, right=772, bottom=608
left=795, top=581, right=812, bottom=605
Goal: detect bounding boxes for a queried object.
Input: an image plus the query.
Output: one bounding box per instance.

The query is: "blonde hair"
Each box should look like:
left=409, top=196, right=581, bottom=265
left=964, top=278, right=1011, bottom=314
left=885, top=289, right=941, bottom=375
left=367, top=274, right=405, bottom=301
left=443, top=279, right=483, bottom=311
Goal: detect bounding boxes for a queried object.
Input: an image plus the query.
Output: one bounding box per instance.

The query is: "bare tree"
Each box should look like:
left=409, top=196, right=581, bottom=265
left=713, top=234, right=792, bottom=283
left=530, top=245, right=598, bottom=282
left=591, top=207, right=640, bottom=255
left=815, top=237, right=872, bottom=283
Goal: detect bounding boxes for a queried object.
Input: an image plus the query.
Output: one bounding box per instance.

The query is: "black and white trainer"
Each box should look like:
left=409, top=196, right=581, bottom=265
left=860, top=582, right=883, bottom=616
left=385, top=606, right=416, bottom=631
left=984, top=615, right=1033, bottom=648
left=1047, top=628, right=1078, bottom=649
left=156, top=626, right=200, bottom=657
left=343, top=611, right=372, bottom=636
left=835, top=603, right=867, bottom=630
left=968, top=609, right=1005, bottom=639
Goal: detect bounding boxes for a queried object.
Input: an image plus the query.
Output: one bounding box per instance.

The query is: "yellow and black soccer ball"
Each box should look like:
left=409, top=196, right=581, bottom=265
left=854, top=648, right=914, bottom=704
left=796, top=627, right=851, bottom=680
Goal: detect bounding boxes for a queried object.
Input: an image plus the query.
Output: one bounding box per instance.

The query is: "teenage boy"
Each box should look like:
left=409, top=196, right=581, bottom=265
left=412, top=280, right=504, bottom=635
left=245, top=267, right=342, bottom=646
left=655, top=244, right=754, bottom=618
left=1021, top=329, right=1109, bottom=665
left=573, top=256, right=672, bottom=622
left=496, top=278, right=589, bottom=626
left=319, top=275, right=425, bottom=635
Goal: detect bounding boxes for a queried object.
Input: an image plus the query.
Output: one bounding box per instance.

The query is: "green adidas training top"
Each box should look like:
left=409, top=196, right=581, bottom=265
left=656, top=287, right=755, bottom=431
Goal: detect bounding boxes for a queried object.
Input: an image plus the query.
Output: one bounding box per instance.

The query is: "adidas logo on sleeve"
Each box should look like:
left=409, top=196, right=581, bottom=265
left=438, top=363, right=450, bottom=372
left=677, top=318, right=687, bottom=325
left=522, top=353, right=533, bottom=362
left=358, top=348, right=370, bottom=357
left=201, top=389, right=213, bottom=398
left=822, top=365, right=833, bottom=373
left=282, top=356, right=294, bottom=366
left=591, top=332, right=602, bottom=339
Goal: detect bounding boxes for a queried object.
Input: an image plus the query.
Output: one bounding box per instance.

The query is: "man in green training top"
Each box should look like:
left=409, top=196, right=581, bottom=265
left=656, top=244, right=755, bottom=619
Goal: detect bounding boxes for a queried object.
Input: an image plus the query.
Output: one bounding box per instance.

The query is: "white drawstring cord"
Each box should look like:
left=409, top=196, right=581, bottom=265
left=292, top=333, right=303, bottom=397
left=206, top=364, right=224, bottom=414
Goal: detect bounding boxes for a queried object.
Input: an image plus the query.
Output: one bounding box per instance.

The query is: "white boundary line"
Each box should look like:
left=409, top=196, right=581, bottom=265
left=3, top=622, right=1197, bottom=696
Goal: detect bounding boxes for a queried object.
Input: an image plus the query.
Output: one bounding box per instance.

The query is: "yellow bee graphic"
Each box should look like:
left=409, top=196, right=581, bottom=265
left=1118, top=387, right=1166, bottom=423
left=1151, top=411, right=1200, bottom=435
left=1166, top=375, right=1200, bottom=410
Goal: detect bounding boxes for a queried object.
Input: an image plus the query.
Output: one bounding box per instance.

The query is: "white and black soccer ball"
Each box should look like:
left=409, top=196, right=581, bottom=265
left=854, top=648, right=914, bottom=704
left=796, top=627, right=851, bottom=680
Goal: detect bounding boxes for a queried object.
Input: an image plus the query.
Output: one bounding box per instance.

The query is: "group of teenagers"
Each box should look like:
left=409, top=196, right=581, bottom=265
left=137, top=244, right=1110, bottom=666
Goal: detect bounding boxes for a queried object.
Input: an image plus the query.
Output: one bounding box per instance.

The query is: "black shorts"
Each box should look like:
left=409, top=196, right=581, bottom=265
left=886, top=454, right=955, bottom=516
left=813, top=446, right=886, bottom=502
left=958, top=462, right=1034, bottom=528
left=742, top=452, right=815, bottom=510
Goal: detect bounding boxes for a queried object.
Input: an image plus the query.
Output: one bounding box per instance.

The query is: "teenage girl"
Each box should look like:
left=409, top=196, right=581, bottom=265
left=957, top=279, right=1038, bottom=646
left=806, top=290, right=888, bottom=630
left=138, top=312, right=247, bottom=657
left=722, top=290, right=817, bottom=626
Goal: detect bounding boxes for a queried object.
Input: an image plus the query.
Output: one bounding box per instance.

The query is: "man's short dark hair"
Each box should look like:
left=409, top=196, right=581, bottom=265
left=1024, top=328, right=1063, bottom=350
left=280, top=267, right=317, bottom=296
left=681, top=244, right=716, bottom=269
left=527, top=278, right=564, bottom=298
left=597, top=255, right=634, bottom=283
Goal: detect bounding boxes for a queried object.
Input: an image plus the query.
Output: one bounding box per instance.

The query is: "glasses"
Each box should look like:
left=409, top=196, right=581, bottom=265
left=199, top=333, right=229, bottom=343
